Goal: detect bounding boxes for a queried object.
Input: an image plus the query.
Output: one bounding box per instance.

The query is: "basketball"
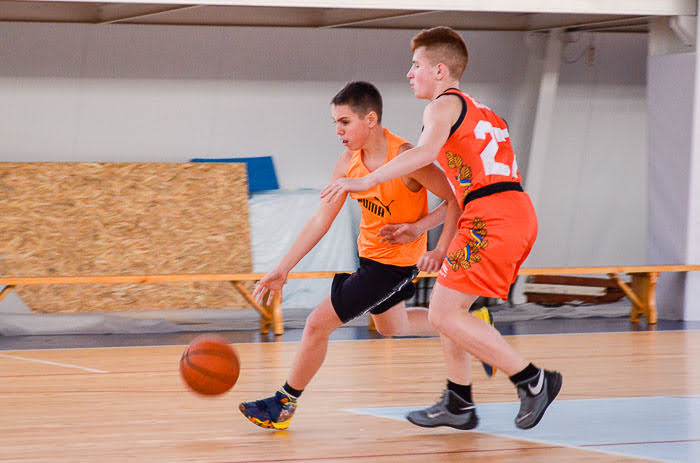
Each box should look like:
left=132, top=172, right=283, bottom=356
left=179, top=335, right=240, bottom=396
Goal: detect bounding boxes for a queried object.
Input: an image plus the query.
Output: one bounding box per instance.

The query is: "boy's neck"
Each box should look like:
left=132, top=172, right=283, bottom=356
left=360, top=125, right=388, bottom=163
left=432, top=80, right=461, bottom=100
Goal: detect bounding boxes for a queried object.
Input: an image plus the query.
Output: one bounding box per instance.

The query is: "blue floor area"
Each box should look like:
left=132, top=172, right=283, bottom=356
left=347, top=396, right=700, bottom=462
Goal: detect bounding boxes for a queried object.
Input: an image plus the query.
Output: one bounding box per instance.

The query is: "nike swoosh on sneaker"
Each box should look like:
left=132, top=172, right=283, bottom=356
left=528, top=370, right=545, bottom=396
left=426, top=410, right=445, bottom=419
left=457, top=405, right=475, bottom=412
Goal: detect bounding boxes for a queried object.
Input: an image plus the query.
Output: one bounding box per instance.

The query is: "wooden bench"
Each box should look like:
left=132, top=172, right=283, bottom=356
left=1, top=265, right=698, bottom=335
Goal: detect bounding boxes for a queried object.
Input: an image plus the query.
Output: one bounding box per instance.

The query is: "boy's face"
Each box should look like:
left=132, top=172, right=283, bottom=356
left=407, top=47, right=437, bottom=99
left=331, top=104, right=374, bottom=151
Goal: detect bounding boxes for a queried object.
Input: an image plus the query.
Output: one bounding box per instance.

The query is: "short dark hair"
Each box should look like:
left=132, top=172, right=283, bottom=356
left=411, top=26, right=469, bottom=79
left=331, top=81, right=383, bottom=123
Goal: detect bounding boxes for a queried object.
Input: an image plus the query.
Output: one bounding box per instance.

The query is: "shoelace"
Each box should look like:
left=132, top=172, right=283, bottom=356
left=252, top=397, right=276, bottom=413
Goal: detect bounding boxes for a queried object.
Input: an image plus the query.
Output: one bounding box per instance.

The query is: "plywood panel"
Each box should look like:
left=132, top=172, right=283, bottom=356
left=0, top=162, right=252, bottom=312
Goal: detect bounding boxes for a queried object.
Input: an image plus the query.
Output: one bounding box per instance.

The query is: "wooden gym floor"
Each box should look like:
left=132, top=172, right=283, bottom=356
left=1, top=317, right=699, bottom=462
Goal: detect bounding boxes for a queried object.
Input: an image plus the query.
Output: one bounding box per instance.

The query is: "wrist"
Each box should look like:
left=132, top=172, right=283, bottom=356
left=366, top=171, right=381, bottom=188
left=274, top=263, right=291, bottom=276
left=433, top=244, right=448, bottom=256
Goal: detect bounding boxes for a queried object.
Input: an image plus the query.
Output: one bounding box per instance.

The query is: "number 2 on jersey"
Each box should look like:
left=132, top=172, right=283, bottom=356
left=474, top=120, right=518, bottom=177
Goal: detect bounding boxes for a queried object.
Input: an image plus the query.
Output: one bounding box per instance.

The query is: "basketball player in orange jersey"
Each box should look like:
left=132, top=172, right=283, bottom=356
left=240, top=81, right=493, bottom=430
left=321, top=28, right=562, bottom=430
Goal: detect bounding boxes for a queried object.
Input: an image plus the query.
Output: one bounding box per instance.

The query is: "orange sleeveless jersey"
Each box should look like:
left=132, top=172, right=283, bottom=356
left=435, top=89, right=537, bottom=299
left=436, top=88, right=522, bottom=207
left=347, top=128, right=429, bottom=267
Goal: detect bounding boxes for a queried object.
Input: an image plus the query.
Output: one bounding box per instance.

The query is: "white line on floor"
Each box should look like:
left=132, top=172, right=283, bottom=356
left=0, top=353, right=107, bottom=373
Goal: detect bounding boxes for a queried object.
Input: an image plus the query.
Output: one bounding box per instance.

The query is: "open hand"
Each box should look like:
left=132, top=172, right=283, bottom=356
left=252, top=268, right=288, bottom=306
left=320, top=176, right=373, bottom=203
left=377, top=223, right=420, bottom=245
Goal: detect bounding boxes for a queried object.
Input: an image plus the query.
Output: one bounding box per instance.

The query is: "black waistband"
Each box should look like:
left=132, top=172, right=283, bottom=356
left=463, top=182, right=523, bottom=208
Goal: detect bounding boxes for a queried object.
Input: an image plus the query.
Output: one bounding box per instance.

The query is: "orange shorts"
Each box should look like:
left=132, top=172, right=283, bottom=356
left=437, top=191, right=537, bottom=299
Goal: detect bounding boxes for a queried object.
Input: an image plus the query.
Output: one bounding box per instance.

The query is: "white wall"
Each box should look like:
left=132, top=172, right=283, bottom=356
left=0, top=23, right=525, bottom=189
left=0, top=23, right=648, bottom=268
left=526, top=32, right=648, bottom=267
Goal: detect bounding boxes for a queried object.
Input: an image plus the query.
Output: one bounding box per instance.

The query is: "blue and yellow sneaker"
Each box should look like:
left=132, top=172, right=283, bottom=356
left=239, top=390, right=297, bottom=430
left=470, top=306, right=497, bottom=377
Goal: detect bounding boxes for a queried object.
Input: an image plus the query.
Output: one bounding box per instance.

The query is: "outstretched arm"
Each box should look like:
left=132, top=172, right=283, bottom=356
left=320, top=96, right=457, bottom=202
left=253, top=151, right=350, bottom=305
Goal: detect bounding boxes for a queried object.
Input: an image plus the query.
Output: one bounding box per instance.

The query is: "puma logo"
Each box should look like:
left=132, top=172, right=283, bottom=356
left=358, top=197, right=395, bottom=217
left=374, top=197, right=394, bottom=215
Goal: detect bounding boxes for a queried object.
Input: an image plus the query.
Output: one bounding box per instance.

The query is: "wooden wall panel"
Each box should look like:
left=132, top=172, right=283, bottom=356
left=0, top=162, right=252, bottom=312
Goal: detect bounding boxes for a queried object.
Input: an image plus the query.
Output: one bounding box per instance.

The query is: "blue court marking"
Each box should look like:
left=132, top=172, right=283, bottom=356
left=346, top=396, right=700, bottom=462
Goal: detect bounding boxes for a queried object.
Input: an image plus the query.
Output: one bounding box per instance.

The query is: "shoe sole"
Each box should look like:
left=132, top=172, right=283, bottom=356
left=406, top=413, right=479, bottom=430
left=239, top=403, right=291, bottom=430
left=516, top=372, right=563, bottom=430
left=471, top=307, right=497, bottom=377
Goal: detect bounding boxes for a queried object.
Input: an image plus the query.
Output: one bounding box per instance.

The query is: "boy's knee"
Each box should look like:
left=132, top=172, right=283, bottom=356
left=304, top=309, right=336, bottom=336
left=427, top=306, right=449, bottom=332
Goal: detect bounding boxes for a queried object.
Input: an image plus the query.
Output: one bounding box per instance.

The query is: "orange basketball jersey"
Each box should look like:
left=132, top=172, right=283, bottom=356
left=347, top=128, right=428, bottom=267
left=434, top=89, right=537, bottom=299
left=436, top=88, right=522, bottom=207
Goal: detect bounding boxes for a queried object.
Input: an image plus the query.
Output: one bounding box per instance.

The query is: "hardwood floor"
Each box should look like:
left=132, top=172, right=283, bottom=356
left=1, top=330, right=698, bottom=462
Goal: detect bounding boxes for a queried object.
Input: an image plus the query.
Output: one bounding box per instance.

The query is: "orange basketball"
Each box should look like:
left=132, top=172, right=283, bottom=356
left=179, top=335, right=240, bottom=396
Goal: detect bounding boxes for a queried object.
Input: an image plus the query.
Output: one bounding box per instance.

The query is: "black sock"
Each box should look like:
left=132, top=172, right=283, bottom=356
left=282, top=382, right=303, bottom=400
left=509, top=363, right=540, bottom=385
left=446, top=380, right=472, bottom=413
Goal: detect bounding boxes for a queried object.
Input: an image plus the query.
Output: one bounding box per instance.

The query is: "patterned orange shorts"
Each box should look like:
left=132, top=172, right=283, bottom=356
left=437, top=191, right=538, bottom=299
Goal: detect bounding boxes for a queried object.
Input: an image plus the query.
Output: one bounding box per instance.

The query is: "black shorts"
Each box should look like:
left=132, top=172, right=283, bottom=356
left=330, top=257, right=418, bottom=324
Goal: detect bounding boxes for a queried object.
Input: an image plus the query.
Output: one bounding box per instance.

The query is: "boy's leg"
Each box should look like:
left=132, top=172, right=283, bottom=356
left=371, top=302, right=436, bottom=337
left=287, top=296, right=343, bottom=389
left=426, top=282, right=562, bottom=429
left=469, top=306, right=497, bottom=377
left=406, top=334, right=479, bottom=430
left=239, top=296, right=342, bottom=430
left=428, top=283, right=526, bottom=375
left=372, top=299, right=496, bottom=375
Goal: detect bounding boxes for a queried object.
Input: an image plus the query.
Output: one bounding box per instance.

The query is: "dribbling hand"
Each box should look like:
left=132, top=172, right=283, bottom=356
left=252, top=268, right=288, bottom=306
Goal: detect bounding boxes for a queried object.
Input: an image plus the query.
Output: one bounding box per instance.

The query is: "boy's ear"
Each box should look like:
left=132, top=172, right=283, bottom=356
left=366, top=111, right=379, bottom=127
left=435, top=63, right=448, bottom=80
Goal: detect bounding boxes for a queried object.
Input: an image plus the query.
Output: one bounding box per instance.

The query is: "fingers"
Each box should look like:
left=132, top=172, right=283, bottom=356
left=377, top=224, right=398, bottom=237
left=266, top=289, right=280, bottom=306
left=253, top=283, right=267, bottom=305
left=320, top=181, right=340, bottom=200
left=377, top=225, right=398, bottom=244
left=417, top=252, right=443, bottom=273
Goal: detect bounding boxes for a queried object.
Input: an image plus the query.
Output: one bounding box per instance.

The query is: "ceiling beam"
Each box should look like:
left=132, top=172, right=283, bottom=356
left=97, top=4, right=202, bottom=24
left=29, top=0, right=698, bottom=16
left=320, top=10, right=435, bottom=29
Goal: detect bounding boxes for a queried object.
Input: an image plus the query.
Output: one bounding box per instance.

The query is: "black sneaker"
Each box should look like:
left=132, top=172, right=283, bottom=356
left=406, top=390, right=479, bottom=430
left=514, top=369, right=562, bottom=429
